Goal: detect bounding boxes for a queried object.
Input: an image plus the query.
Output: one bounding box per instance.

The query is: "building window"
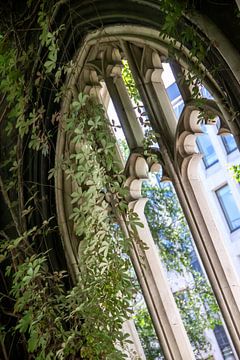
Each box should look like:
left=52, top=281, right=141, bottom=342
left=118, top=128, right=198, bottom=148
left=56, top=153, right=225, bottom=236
left=199, top=86, right=213, bottom=99
left=222, top=134, right=237, bottom=154
left=173, top=99, right=184, bottom=119
left=166, top=82, right=181, bottom=102
left=216, top=185, right=240, bottom=232
left=166, top=82, right=184, bottom=119
left=196, top=135, right=218, bottom=168
left=190, top=250, right=203, bottom=275
left=213, top=325, right=233, bottom=359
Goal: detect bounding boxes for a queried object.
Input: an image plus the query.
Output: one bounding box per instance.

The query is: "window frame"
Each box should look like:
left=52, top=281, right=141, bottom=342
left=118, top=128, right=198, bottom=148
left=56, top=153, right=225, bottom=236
left=216, top=184, right=240, bottom=233
left=221, top=135, right=237, bottom=155
left=196, top=136, right=219, bottom=169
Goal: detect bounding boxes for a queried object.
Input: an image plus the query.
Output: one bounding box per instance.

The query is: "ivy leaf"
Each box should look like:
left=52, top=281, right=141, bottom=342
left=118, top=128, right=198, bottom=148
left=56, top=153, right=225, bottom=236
left=28, top=331, right=39, bottom=352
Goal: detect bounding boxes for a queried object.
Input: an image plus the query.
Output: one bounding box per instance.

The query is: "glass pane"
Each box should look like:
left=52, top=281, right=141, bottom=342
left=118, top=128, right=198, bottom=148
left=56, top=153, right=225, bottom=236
left=214, top=325, right=230, bottom=350
left=196, top=135, right=218, bottom=168
left=122, top=61, right=159, bottom=150
left=105, top=91, right=130, bottom=162
left=166, top=82, right=181, bottom=102
left=190, top=250, right=203, bottom=275
left=165, top=80, right=184, bottom=119
left=173, top=100, right=184, bottom=119
left=222, top=134, right=237, bottom=154
left=199, top=86, right=214, bottom=99
left=162, top=63, right=176, bottom=88
left=216, top=185, right=240, bottom=232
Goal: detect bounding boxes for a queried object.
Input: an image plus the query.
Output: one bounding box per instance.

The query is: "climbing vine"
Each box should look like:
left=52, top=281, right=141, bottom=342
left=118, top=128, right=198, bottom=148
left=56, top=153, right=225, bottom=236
left=59, top=93, right=136, bottom=359
left=0, top=2, right=136, bottom=358
left=1, top=87, right=140, bottom=359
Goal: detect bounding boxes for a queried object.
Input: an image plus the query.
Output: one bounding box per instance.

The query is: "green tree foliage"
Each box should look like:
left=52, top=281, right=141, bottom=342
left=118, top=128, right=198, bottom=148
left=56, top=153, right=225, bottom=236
left=134, top=180, right=221, bottom=359
left=231, top=164, right=240, bottom=183
left=133, top=305, right=162, bottom=360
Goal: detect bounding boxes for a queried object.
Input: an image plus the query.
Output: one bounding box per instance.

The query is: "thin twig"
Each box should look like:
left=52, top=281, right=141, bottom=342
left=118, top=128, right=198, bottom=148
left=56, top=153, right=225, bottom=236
left=0, top=307, right=18, bottom=318
left=16, top=137, right=27, bottom=233
left=0, top=175, right=21, bottom=236
left=0, top=339, right=9, bottom=360
left=0, top=105, right=8, bottom=126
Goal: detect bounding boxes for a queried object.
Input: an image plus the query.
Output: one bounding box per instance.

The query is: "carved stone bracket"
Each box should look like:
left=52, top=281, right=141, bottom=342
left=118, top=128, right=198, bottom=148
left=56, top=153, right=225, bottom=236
left=175, top=100, right=228, bottom=169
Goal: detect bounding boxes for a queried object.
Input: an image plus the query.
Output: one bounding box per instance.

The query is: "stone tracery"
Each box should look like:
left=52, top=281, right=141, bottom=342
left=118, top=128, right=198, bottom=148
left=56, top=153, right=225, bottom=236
left=54, top=24, right=240, bottom=359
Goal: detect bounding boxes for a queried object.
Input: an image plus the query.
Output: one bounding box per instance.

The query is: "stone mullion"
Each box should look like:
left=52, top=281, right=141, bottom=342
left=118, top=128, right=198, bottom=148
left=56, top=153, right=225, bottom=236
left=122, top=42, right=197, bottom=360
left=122, top=42, right=177, bottom=148
left=111, top=174, right=178, bottom=359
left=115, top=210, right=175, bottom=359
left=104, top=74, right=144, bottom=150
left=174, top=114, right=240, bottom=356
left=145, top=52, right=178, bottom=141
left=236, top=0, right=240, bottom=11
left=123, top=155, right=195, bottom=360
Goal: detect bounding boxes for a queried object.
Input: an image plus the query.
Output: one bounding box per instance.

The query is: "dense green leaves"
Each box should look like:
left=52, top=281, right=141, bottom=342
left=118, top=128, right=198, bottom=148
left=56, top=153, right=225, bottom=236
left=1, top=92, right=136, bottom=359
left=55, top=94, right=135, bottom=359
left=231, top=164, right=240, bottom=183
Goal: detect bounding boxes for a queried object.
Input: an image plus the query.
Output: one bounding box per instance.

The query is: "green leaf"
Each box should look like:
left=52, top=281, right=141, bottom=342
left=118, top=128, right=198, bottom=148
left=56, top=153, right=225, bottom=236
left=28, top=331, right=39, bottom=352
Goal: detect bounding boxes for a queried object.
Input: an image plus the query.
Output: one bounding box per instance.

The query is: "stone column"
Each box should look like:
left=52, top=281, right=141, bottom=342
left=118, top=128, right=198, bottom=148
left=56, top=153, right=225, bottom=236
left=124, top=154, right=195, bottom=360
